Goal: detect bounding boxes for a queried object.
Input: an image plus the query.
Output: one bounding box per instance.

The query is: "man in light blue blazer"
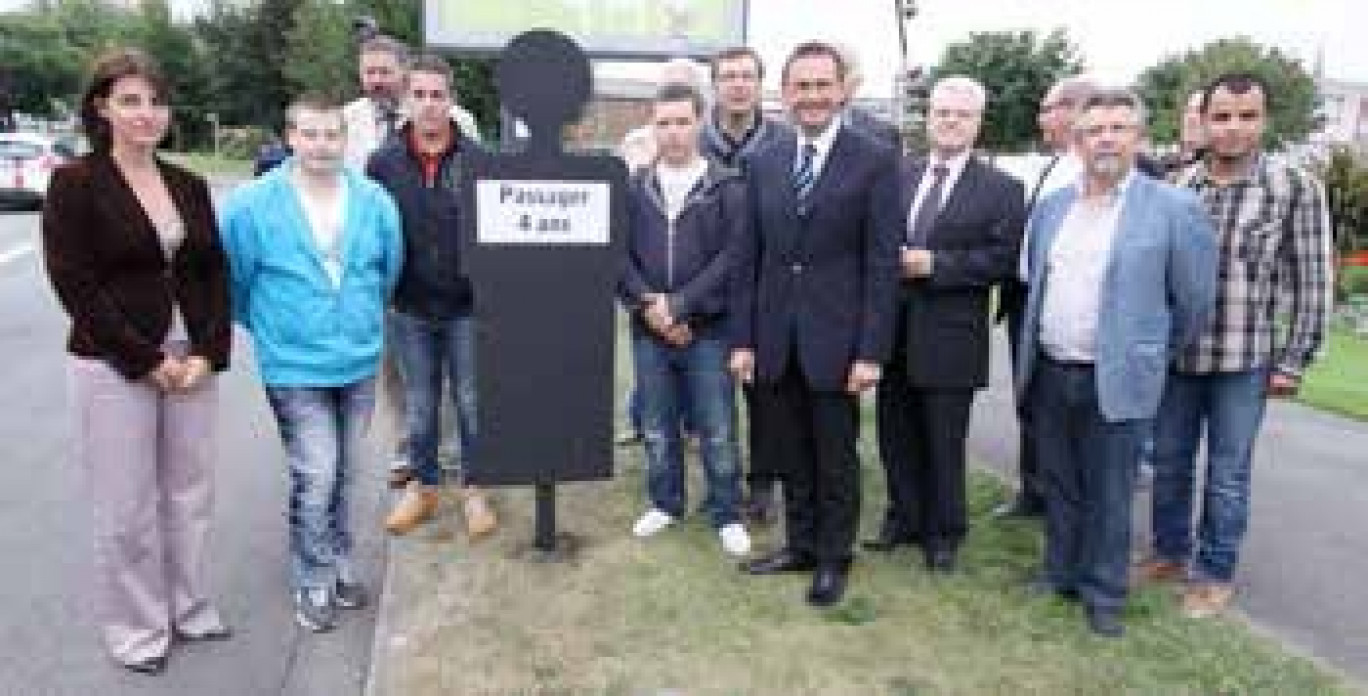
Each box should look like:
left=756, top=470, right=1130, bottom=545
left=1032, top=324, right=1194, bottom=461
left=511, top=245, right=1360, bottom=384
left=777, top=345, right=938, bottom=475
left=220, top=94, right=404, bottom=635
left=1015, top=88, right=1217, bottom=637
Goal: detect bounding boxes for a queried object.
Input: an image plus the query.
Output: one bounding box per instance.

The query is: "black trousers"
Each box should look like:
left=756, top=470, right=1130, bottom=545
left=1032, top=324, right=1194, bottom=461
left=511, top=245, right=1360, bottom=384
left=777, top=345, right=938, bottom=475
left=875, top=371, right=975, bottom=550
left=742, top=384, right=779, bottom=491
left=754, top=356, right=861, bottom=565
left=1004, top=294, right=1043, bottom=507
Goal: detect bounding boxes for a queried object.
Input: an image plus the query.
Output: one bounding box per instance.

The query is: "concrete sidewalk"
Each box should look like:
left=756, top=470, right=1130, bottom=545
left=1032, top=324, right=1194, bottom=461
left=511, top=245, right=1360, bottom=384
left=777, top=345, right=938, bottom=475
left=967, top=327, right=1368, bottom=684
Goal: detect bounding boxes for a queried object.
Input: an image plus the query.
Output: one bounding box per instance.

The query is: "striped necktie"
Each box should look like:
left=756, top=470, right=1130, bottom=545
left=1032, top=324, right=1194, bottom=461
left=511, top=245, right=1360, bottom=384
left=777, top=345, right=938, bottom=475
left=793, top=143, right=818, bottom=201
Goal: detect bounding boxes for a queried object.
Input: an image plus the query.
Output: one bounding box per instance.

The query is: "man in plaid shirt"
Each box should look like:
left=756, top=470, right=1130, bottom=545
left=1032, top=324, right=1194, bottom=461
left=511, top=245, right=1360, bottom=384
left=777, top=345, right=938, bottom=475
left=1135, top=72, right=1333, bottom=619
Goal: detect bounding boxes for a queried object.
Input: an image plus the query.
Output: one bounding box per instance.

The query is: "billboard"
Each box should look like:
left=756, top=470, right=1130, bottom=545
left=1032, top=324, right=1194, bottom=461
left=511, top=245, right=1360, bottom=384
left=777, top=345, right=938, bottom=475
left=424, top=0, right=747, bottom=58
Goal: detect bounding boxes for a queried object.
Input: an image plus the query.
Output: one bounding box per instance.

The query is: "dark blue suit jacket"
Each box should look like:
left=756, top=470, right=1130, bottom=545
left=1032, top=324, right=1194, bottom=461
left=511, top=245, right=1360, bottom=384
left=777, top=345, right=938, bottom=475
left=731, top=125, right=901, bottom=392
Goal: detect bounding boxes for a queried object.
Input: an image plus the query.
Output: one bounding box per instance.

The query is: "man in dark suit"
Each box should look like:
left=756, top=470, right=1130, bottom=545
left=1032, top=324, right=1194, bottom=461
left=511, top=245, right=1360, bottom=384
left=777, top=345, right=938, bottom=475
left=866, top=77, right=1025, bottom=570
left=730, top=41, right=901, bottom=607
left=992, top=76, right=1095, bottom=519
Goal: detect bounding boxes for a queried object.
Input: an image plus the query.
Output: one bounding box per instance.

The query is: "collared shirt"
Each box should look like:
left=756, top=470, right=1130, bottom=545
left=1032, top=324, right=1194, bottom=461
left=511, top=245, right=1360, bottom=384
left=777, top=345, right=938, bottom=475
left=1029, top=151, right=1083, bottom=206
left=1173, top=153, right=1332, bottom=376
left=1018, top=151, right=1084, bottom=281
left=906, top=150, right=972, bottom=244
left=406, top=126, right=457, bottom=187
left=794, top=116, right=842, bottom=182
left=1038, top=173, right=1135, bottom=363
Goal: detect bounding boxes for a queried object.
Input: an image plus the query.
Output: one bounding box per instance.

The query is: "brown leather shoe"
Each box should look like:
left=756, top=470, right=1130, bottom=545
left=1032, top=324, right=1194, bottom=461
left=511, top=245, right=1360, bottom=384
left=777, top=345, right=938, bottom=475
left=1131, top=557, right=1187, bottom=586
left=462, top=487, right=498, bottom=539
left=1181, top=581, right=1235, bottom=619
left=384, top=484, right=438, bottom=535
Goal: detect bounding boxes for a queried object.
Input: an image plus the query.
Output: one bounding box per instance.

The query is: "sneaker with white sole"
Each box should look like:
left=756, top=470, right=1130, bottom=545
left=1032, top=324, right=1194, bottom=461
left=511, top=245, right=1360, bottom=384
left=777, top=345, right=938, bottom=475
left=632, top=509, right=675, bottom=537
left=293, top=587, right=336, bottom=633
left=718, top=523, right=752, bottom=557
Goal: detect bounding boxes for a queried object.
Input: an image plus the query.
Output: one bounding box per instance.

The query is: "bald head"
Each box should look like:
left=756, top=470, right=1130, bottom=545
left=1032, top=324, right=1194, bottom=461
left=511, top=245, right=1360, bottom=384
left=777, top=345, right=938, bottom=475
left=1038, top=76, right=1097, bottom=151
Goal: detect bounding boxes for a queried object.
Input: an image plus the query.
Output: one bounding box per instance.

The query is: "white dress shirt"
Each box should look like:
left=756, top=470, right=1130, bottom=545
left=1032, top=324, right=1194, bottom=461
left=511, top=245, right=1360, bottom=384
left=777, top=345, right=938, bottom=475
left=1018, top=151, right=1084, bottom=281
left=1038, top=173, right=1135, bottom=363
left=794, top=116, right=843, bottom=182
left=905, top=150, right=972, bottom=246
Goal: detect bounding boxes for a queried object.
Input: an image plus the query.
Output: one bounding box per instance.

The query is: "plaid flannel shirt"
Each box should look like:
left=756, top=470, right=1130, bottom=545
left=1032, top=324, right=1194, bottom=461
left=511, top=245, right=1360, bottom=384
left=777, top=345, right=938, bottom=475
left=1174, top=154, right=1333, bottom=377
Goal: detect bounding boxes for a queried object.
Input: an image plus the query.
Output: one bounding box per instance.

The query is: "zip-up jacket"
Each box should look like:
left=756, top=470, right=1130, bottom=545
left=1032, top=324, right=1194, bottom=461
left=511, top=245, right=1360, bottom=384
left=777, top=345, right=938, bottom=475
left=619, top=161, right=747, bottom=337
left=365, top=122, right=477, bottom=320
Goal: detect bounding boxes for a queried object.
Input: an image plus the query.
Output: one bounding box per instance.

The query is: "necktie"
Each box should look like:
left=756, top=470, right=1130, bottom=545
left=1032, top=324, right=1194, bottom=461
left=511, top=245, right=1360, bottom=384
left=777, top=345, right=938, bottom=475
left=793, top=143, right=817, bottom=202
left=908, top=164, right=949, bottom=246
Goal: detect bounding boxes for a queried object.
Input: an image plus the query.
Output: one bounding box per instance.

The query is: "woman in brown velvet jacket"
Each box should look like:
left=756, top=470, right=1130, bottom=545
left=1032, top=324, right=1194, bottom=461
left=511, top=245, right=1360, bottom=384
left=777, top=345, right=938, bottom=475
left=41, top=48, right=232, bottom=675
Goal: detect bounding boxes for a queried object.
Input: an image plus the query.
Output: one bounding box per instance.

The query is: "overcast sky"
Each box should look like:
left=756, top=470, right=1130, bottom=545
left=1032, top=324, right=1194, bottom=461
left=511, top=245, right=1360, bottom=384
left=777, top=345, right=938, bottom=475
left=743, top=0, right=1364, bottom=97
left=2, top=0, right=1361, bottom=98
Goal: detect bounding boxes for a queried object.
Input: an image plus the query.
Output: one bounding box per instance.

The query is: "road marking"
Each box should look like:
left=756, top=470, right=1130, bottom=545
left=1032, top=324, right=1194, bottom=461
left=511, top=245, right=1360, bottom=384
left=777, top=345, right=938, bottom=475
left=0, top=242, right=35, bottom=266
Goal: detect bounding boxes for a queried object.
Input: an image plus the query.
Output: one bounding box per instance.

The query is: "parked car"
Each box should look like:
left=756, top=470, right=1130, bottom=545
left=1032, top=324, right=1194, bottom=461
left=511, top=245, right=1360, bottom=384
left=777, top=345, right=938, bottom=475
left=0, top=132, right=86, bottom=210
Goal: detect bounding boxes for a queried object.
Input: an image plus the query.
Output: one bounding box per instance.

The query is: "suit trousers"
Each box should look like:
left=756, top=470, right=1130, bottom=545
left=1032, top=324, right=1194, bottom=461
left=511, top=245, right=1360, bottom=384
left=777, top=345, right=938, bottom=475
left=1004, top=294, right=1043, bottom=506
left=70, top=343, right=224, bottom=665
left=754, top=354, right=861, bottom=565
left=875, top=370, right=975, bottom=550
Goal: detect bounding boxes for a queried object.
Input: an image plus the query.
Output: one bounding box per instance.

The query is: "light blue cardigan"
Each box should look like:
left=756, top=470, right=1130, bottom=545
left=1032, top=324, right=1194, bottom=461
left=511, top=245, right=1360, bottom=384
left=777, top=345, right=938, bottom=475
left=219, top=163, right=404, bottom=387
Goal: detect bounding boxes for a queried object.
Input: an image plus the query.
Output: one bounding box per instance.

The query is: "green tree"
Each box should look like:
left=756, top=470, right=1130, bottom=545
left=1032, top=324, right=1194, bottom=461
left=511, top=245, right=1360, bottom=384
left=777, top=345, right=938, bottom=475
left=283, top=0, right=357, bottom=99
left=0, top=12, right=84, bottom=117
left=932, top=29, right=1084, bottom=152
left=137, top=0, right=211, bottom=149
left=1135, top=37, right=1318, bottom=148
left=196, top=0, right=302, bottom=131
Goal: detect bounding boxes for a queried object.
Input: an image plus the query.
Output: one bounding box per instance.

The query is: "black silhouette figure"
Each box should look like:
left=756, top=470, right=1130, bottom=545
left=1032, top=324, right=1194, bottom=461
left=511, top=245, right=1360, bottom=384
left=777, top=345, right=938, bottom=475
left=459, top=31, right=627, bottom=554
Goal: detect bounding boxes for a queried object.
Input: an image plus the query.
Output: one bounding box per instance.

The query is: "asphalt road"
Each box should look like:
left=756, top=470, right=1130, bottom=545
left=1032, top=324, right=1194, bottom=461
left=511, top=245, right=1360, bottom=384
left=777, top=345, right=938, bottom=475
left=967, top=327, right=1368, bottom=685
left=0, top=204, right=388, bottom=696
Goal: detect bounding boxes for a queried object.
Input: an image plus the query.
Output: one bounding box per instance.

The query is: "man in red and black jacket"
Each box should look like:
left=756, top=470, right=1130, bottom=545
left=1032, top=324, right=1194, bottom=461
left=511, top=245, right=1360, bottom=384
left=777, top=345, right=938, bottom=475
left=365, top=53, right=497, bottom=541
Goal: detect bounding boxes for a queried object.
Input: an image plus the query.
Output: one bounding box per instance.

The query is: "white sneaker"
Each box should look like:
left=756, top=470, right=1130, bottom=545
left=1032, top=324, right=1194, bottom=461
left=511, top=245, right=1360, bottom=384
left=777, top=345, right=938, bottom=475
left=632, top=509, right=675, bottom=538
left=718, top=523, right=752, bottom=557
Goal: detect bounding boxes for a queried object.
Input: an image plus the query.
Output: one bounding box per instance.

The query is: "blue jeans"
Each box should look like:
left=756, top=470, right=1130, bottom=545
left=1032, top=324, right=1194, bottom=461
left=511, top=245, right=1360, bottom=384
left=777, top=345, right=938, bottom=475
left=264, top=378, right=375, bottom=592
left=627, top=382, right=696, bottom=434
left=1029, top=359, right=1146, bottom=611
left=1151, top=369, right=1268, bottom=582
left=631, top=332, right=742, bottom=528
left=387, top=312, right=478, bottom=486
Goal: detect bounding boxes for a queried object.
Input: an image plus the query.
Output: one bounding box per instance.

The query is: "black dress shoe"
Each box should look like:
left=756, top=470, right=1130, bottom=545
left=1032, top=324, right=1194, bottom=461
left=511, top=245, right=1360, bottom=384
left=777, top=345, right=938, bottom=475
left=861, top=528, right=921, bottom=552
left=175, top=625, right=233, bottom=642
left=991, top=495, right=1045, bottom=519
left=1023, top=577, right=1080, bottom=601
left=121, top=655, right=167, bottom=675
left=806, top=565, right=849, bottom=607
left=1085, top=605, right=1125, bottom=638
left=924, top=547, right=957, bottom=573
left=742, top=549, right=816, bottom=575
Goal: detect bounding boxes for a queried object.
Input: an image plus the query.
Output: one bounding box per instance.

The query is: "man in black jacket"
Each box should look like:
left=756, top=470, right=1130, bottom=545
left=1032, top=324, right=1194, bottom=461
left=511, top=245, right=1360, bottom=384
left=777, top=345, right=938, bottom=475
left=701, top=45, right=793, bottom=526
left=866, top=76, right=1025, bottom=571
left=620, top=83, right=752, bottom=557
left=366, top=54, right=497, bottom=540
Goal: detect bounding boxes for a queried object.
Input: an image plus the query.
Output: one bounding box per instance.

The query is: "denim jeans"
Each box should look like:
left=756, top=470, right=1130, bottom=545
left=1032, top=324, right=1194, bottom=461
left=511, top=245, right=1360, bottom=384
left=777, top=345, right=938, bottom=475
left=264, top=378, right=375, bottom=592
left=1151, top=369, right=1269, bottom=582
left=387, top=312, right=478, bottom=486
left=1029, top=359, right=1146, bottom=611
left=627, top=382, right=696, bottom=435
left=631, top=332, right=742, bottom=528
